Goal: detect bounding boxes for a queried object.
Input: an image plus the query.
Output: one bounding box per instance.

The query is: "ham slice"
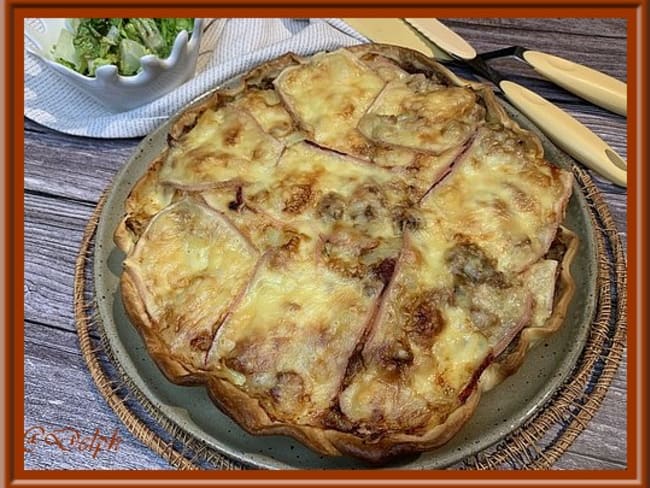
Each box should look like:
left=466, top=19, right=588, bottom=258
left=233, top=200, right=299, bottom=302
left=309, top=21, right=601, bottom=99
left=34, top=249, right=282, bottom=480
left=123, top=199, right=260, bottom=371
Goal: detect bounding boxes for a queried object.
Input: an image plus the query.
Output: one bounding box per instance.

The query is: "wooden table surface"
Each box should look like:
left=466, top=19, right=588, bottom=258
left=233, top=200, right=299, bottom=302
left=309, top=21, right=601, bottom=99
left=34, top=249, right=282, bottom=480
left=23, top=18, right=628, bottom=470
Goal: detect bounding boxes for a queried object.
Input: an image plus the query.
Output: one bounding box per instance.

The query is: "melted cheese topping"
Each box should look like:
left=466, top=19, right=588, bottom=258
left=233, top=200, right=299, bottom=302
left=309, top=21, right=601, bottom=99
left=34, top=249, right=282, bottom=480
left=274, top=50, right=385, bottom=158
left=125, top=199, right=258, bottom=370
left=207, top=255, right=379, bottom=425
left=159, top=106, right=284, bottom=189
left=121, top=159, right=177, bottom=242
left=231, top=89, right=299, bottom=142
left=119, top=47, right=574, bottom=444
left=371, top=144, right=462, bottom=198
left=359, top=80, right=484, bottom=154
left=200, top=186, right=306, bottom=254
left=338, top=232, right=492, bottom=432
left=521, top=259, right=558, bottom=327
left=338, top=125, right=568, bottom=430
left=359, top=53, right=411, bottom=83
left=245, top=142, right=412, bottom=279
left=421, top=126, right=572, bottom=275
left=247, top=142, right=407, bottom=224
left=125, top=160, right=174, bottom=220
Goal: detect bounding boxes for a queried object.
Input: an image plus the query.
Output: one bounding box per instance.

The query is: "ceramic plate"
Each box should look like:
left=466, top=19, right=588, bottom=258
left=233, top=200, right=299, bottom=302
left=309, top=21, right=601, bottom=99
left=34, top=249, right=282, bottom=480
left=93, top=75, right=598, bottom=470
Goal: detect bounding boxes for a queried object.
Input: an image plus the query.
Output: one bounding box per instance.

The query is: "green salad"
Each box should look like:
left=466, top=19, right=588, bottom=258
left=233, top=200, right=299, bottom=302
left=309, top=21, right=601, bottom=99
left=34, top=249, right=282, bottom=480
left=51, top=18, right=194, bottom=77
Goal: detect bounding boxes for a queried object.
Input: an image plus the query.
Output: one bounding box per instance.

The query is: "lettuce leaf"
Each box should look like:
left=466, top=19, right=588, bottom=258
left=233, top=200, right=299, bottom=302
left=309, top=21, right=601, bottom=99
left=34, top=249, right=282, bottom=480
left=50, top=18, right=194, bottom=76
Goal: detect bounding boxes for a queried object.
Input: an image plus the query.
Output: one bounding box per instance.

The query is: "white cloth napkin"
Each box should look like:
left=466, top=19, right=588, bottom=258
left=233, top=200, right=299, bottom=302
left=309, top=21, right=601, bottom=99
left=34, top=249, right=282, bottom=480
left=24, top=18, right=366, bottom=138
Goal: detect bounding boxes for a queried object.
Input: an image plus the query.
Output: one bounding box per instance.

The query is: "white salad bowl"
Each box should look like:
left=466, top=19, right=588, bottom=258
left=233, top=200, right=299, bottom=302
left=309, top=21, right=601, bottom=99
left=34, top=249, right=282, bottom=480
left=25, top=18, right=204, bottom=112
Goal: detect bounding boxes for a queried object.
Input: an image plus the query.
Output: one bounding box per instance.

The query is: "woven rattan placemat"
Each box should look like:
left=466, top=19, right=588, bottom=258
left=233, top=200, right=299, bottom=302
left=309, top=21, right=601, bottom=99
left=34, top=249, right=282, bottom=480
left=74, top=163, right=626, bottom=470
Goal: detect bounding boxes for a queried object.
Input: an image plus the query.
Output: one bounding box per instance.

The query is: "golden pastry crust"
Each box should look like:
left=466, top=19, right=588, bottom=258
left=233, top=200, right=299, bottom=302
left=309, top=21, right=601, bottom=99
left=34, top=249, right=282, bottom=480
left=114, top=44, right=577, bottom=463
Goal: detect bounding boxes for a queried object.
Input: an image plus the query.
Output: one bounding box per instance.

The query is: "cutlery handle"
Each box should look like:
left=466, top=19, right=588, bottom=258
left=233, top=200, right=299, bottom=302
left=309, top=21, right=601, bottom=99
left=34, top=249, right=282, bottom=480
left=499, top=80, right=627, bottom=187
left=522, top=50, right=627, bottom=117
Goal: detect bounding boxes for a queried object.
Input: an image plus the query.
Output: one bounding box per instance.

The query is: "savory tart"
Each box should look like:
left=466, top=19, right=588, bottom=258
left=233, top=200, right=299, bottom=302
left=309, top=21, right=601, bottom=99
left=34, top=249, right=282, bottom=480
left=114, top=44, right=577, bottom=463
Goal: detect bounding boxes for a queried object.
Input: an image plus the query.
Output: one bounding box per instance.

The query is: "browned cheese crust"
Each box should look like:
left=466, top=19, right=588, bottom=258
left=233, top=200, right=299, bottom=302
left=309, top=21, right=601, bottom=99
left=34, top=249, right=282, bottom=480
left=114, top=44, right=577, bottom=463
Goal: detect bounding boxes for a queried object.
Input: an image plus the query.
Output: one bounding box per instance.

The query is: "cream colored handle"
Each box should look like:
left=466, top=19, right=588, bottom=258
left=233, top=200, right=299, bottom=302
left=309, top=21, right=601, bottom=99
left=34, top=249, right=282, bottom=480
left=341, top=18, right=439, bottom=59
left=500, top=80, right=627, bottom=187
left=522, top=50, right=627, bottom=117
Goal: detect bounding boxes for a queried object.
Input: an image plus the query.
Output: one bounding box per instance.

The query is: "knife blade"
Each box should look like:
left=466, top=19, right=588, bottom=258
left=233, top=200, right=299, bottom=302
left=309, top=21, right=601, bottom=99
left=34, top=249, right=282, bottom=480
left=404, top=18, right=627, bottom=116
left=403, top=18, right=627, bottom=187
left=402, top=18, right=476, bottom=60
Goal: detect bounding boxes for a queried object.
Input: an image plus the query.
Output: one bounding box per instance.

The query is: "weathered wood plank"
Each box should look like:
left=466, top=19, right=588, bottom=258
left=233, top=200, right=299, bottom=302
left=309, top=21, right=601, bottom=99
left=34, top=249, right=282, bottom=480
left=23, top=125, right=138, bottom=203
left=24, top=321, right=172, bottom=470
left=444, top=18, right=627, bottom=40
left=553, top=451, right=626, bottom=470
left=442, top=19, right=627, bottom=83
left=558, top=348, right=628, bottom=469
left=24, top=193, right=94, bottom=330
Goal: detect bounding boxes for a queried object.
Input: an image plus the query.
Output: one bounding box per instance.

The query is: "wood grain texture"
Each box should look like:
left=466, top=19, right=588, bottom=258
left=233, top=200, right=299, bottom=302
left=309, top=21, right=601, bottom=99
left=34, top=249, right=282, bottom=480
left=22, top=17, right=629, bottom=470
left=24, top=122, right=137, bottom=203
left=24, top=192, right=93, bottom=330
left=444, top=18, right=626, bottom=39
left=24, top=321, right=172, bottom=470
left=444, top=18, right=627, bottom=79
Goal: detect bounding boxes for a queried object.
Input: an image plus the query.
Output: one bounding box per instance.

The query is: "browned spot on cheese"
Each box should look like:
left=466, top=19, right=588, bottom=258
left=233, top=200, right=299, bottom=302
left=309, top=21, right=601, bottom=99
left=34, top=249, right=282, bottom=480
left=227, top=186, right=244, bottom=211
left=285, top=301, right=302, bottom=312
left=338, top=102, right=355, bottom=119
left=269, top=121, right=293, bottom=138
left=316, top=192, right=345, bottom=221
left=491, top=198, right=511, bottom=218
left=223, top=355, right=253, bottom=375
left=158, top=306, right=180, bottom=332
left=349, top=184, right=388, bottom=224
left=223, top=337, right=283, bottom=376
left=376, top=340, right=414, bottom=375
left=434, top=372, right=455, bottom=398
left=223, top=124, right=242, bottom=146
left=392, top=206, right=421, bottom=232
left=251, top=146, right=266, bottom=160
left=281, top=234, right=301, bottom=254
left=282, top=184, right=313, bottom=214
left=167, top=132, right=178, bottom=148
left=269, top=233, right=304, bottom=269
left=125, top=215, right=146, bottom=237
left=445, top=242, right=506, bottom=287
left=506, top=182, right=538, bottom=213
left=319, top=231, right=383, bottom=280
left=371, top=257, right=397, bottom=286
left=403, top=290, right=448, bottom=348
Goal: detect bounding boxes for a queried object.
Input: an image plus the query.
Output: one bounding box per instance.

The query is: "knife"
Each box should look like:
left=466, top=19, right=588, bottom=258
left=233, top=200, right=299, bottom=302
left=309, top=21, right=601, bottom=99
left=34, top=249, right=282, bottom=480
left=478, top=46, right=627, bottom=116
left=403, top=18, right=627, bottom=187
left=405, top=18, right=627, bottom=117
